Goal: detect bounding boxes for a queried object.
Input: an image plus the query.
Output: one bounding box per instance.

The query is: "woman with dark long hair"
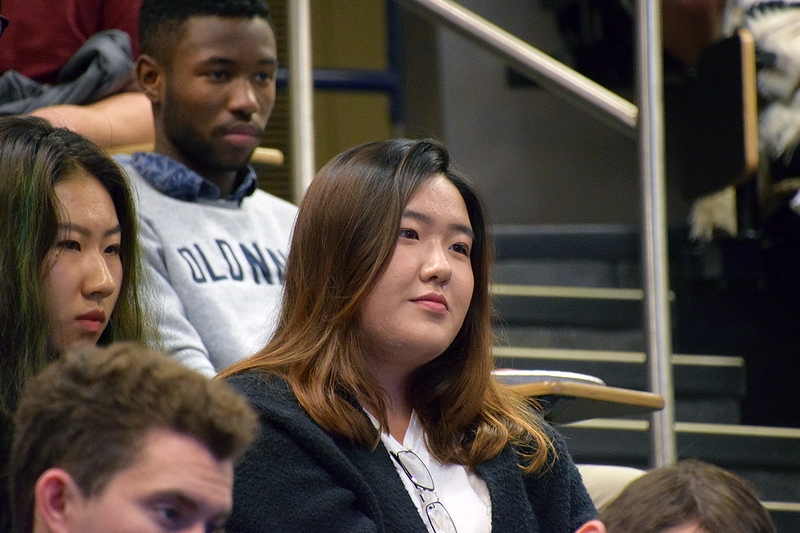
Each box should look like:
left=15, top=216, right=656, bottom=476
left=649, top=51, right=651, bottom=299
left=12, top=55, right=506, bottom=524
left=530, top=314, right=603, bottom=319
left=220, top=138, right=595, bottom=533
left=0, top=115, right=153, bottom=532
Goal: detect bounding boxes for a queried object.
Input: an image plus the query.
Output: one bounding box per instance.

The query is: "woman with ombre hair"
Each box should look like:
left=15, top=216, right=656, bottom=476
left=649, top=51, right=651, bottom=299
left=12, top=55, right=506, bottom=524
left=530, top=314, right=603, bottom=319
left=221, top=139, right=595, bottom=533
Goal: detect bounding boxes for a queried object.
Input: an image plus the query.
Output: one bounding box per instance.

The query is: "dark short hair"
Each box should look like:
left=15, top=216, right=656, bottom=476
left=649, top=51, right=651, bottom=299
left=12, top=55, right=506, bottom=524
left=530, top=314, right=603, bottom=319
left=11, top=343, right=258, bottom=533
left=139, top=0, right=273, bottom=65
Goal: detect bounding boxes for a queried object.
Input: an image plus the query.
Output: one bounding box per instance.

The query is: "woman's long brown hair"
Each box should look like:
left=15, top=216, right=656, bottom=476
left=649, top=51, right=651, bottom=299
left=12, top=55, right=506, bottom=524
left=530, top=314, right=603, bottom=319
left=219, top=139, right=553, bottom=472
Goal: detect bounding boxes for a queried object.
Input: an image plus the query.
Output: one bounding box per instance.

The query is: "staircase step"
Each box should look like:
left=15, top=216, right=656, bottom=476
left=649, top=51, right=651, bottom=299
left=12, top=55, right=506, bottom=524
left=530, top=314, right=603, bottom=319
left=492, top=284, right=646, bottom=328
left=560, top=420, right=800, bottom=497
left=496, top=324, right=645, bottom=352
left=494, top=224, right=641, bottom=261
left=494, top=347, right=745, bottom=395
left=767, top=505, right=800, bottom=533
left=765, top=508, right=800, bottom=533
left=494, top=348, right=745, bottom=424
left=490, top=224, right=797, bottom=528
left=561, top=419, right=800, bottom=470
left=493, top=259, right=640, bottom=288
left=561, top=420, right=800, bottom=530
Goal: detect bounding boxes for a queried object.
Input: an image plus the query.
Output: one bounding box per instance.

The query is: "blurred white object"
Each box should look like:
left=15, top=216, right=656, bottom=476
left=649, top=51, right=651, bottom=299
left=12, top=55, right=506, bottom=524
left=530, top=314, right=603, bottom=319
left=492, top=369, right=605, bottom=386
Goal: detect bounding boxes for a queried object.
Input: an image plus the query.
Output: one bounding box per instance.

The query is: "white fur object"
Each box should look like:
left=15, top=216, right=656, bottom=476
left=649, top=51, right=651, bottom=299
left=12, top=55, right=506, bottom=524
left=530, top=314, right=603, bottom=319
left=759, top=89, right=800, bottom=159
left=744, top=4, right=800, bottom=159
left=745, top=6, right=800, bottom=101
left=690, top=186, right=738, bottom=241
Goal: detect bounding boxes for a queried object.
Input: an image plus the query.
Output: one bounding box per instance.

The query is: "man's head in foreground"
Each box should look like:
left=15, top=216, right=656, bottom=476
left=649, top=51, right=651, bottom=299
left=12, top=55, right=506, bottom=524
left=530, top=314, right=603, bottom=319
left=11, top=342, right=258, bottom=533
left=576, top=459, right=776, bottom=533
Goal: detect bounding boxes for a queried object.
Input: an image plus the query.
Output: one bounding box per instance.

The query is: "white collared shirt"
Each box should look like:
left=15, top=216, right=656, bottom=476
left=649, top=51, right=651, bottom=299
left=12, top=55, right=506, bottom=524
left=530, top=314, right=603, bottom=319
left=370, top=411, right=492, bottom=533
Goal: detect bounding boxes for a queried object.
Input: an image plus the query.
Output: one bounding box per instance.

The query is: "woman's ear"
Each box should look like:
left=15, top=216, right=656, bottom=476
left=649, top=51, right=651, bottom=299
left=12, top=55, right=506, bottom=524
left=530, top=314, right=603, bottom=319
left=575, top=519, right=607, bottom=533
left=34, top=468, right=85, bottom=533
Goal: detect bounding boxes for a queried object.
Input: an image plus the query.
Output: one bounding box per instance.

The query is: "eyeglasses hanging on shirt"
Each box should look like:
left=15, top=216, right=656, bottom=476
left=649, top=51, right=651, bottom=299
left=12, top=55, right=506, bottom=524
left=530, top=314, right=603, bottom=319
left=391, top=449, right=458, bottom=533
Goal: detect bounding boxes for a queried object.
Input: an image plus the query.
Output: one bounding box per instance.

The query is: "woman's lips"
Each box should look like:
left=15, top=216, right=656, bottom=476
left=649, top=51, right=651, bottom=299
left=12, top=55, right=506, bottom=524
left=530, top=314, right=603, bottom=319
left=77, top=311, right=106, bottom=332
left=412, top=293, right=448, bottom=312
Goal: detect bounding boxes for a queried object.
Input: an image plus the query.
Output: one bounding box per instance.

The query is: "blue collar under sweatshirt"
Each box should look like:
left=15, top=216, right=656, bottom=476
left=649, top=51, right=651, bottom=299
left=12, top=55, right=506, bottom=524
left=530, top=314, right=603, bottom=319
left=130, top=151, right=257, bottom=204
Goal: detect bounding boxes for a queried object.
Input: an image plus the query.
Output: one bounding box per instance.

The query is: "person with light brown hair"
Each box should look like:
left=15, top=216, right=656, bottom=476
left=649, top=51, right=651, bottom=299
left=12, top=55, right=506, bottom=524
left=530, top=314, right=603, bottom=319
left=576, top=459, right=776, bottom=533
left=10, top=342, right=258, bottom=533
left=219, top=138, right=595, bottom=533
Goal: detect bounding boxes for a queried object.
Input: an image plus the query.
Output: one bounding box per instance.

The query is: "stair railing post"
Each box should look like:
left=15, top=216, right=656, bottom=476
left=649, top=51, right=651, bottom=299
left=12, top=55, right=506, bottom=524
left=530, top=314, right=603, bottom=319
left=636, top=0, right=677, bottom=466
left=288, top=0, right=316, bottom=201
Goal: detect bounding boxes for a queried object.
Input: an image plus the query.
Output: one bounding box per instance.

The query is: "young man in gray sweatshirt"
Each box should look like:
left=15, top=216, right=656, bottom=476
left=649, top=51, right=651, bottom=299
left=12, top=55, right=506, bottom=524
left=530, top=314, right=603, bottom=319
left=115, top=0, right=297, bottom=376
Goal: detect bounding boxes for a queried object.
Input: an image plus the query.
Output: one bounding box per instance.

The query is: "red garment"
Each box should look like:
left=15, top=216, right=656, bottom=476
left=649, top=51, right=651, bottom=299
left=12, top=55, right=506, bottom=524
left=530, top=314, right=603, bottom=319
left=0, top=0, right=142, bottom=84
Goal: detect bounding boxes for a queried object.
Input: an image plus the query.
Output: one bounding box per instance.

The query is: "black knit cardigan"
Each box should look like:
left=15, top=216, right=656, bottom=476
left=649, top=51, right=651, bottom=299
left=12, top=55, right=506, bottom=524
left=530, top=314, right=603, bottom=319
left=225, top=373, right=596, bottom=533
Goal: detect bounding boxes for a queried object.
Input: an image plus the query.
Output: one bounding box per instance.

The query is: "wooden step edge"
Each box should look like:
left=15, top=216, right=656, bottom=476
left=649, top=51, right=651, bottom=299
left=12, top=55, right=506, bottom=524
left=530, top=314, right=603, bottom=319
left=493, top=346, right=744, bottom=368
left=764, top=501, right=800, bottom=512
left=676, top=422, right=800, bottom=439
left=494, top=346, right=645, bottom=363
left=563, top=419, right=800, bottom=439
left=491, top=284, right=644, bottom=300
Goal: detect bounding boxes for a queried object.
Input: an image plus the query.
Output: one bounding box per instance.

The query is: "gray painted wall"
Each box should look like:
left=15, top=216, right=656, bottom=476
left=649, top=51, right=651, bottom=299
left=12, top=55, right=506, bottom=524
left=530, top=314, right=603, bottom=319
left=428, top=0, right=692, bottom=226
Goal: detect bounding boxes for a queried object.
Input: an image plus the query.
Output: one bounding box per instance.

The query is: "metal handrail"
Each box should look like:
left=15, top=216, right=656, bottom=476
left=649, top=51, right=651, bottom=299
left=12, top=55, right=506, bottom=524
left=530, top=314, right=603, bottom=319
left=288, top=0, right=315, bottom=202
left=395, top=0, right=638, bottom=137
left=635, top=0, right=676, bottom=466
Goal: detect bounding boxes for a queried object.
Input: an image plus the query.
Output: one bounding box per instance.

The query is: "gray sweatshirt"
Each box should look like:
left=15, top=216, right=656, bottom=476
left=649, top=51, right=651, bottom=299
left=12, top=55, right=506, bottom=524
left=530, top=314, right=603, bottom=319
left=117, top=153, right=297, bottom=376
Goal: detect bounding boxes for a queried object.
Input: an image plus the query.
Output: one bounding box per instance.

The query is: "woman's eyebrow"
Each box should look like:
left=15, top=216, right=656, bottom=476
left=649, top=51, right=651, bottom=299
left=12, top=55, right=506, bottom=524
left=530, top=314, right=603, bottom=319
left=58, top=222, right=122, bottom=238
left=402, top=209, right=474, bottom=239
